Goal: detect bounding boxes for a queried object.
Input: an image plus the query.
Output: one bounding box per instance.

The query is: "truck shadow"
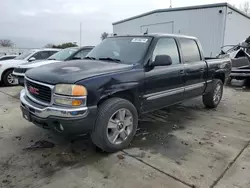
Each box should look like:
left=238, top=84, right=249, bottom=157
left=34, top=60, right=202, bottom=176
left=130, top=104, right=198, bottom=160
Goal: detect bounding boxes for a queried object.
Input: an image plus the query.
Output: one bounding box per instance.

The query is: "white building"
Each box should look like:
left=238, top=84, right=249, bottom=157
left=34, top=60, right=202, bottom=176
left=113, top=3, right=250, bottom=57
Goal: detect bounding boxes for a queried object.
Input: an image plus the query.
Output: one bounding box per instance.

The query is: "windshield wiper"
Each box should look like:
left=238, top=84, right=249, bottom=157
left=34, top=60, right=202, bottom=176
left=98, top=57, right=121, bottom=63
left=48, top=58, right=56, bottom=60
left=84, top=56, right=96, bottom=60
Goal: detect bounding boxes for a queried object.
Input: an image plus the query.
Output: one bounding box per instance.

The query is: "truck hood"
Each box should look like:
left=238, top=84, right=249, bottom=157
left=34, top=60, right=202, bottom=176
left=19, top=60, right=61, bottom=68
left=25, top=60, right=134, bottom=85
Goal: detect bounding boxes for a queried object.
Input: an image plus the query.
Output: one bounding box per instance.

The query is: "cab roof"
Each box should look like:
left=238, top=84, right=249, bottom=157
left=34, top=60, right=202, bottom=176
left=110, top=33, right=198, bottom=40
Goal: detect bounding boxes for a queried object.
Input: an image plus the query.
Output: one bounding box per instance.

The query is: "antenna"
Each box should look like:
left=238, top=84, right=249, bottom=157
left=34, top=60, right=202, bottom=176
left=170, top=0, right=172, bottom=8
left=144, top=28, right=148, bottom=35
left=79, top=22, right=82, bottom=47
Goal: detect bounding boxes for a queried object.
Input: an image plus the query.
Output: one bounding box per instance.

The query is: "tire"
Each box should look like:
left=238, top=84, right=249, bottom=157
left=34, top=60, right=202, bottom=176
left=91, top=98, right=138, bottom=153
left=2, top=69, right=17, bottom=86
left=203, top=79, right=223, bottom=108
left=245, top=78, right=250, bottom=87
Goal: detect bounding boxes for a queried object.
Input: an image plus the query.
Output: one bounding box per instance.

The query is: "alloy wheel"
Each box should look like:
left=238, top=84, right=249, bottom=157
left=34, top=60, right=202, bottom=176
left=106, top=108, right=133, bottom=145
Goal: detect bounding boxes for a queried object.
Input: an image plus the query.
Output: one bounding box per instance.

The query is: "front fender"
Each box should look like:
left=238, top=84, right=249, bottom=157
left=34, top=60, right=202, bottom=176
left=99, top=81, right=140, bottom=100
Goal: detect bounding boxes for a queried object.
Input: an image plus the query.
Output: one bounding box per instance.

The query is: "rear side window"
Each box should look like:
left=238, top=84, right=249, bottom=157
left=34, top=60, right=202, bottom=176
left=152, top=38, right=180, bottom=64
left=179, top=38, right=201, bottom=63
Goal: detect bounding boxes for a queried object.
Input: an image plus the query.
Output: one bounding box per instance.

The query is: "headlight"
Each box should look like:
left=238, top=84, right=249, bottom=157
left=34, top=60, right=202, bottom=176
left=54, top=84, right=87, bottom=107
left=55, top=84, right=87, bottom=96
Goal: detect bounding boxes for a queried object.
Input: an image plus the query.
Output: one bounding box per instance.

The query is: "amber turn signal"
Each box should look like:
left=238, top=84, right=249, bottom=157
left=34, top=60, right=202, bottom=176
left=72, top=85, right=87, bottom=96
left=72, top=100, right=82, bottom=106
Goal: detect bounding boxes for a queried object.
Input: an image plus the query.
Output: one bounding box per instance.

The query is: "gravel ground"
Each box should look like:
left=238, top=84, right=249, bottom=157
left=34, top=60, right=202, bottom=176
left=1, top=82, right=250, bottom=188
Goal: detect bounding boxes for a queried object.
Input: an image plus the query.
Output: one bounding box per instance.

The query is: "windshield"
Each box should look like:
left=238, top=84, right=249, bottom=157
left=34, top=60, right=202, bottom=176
left=87, top=37, right=152, bottom=64
left=15, top=51, right=33, bottom=60
left=48, top=48, right=78, bottom=61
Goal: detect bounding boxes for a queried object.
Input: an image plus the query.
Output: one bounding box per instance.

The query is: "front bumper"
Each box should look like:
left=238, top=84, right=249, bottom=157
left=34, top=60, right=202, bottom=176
left=230, top=72, right=250, bottom=78
left=13, top=72, right=25, bottom=86
left=20, top=89, right=97, bottom=135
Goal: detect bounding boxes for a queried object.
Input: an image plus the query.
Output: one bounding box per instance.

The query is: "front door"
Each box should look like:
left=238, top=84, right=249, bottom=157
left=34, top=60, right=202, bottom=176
left=142, top=37, right=185, bottom=112
left=178, top=38, right=206, bottom=99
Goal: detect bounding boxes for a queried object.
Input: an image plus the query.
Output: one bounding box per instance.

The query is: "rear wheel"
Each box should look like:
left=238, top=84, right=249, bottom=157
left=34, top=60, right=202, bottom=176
left=91, top=98, right=138, bottom=153
left=2, top=69, right=17, bottom=86
left=203, top=79, right=223, bottom=108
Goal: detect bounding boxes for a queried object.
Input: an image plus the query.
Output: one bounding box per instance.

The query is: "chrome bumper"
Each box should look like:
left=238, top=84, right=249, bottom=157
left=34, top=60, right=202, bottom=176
left=20, top=89, right=88, bottom=119
left=13, top=72, right=25, bottom=77
left=230, top=72, right=250, bottom=77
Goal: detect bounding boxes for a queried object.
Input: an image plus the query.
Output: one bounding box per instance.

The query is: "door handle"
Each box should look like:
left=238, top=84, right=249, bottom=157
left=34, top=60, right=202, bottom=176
left=179, top=70, right=185, bottom=75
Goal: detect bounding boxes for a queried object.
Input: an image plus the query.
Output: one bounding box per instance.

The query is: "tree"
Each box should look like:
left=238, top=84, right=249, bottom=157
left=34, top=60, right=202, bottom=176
left=0, top=39, right=13, bottom=47
left=44, top=42, right=78, bottom=49
left=44, top=43, right=55, bottom=48
left=240, top=1, right=250, bottom=14
left=101, top=32, right=109, bottom=41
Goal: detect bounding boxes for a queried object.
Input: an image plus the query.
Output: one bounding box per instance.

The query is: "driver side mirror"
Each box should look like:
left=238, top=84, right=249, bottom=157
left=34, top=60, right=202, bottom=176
left=153, top=55, right=172, bottom=66
left=29, top=57, right=36, bottom=62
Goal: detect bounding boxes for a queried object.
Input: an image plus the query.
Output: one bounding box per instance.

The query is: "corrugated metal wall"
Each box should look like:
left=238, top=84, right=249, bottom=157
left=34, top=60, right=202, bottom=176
left=113, top=6, right=227, bottom=57
left=224, top=7, right=250, bottom=46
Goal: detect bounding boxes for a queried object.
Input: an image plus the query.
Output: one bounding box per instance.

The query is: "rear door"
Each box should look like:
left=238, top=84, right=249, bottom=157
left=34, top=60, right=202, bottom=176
left=179, top=38, right=206, bottom=99
left=143, top=37, right=185, bottom=112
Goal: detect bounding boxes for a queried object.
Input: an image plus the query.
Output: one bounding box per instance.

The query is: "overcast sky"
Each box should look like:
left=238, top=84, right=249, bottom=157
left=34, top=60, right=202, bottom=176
left=0, top=0, right=247, bottom=48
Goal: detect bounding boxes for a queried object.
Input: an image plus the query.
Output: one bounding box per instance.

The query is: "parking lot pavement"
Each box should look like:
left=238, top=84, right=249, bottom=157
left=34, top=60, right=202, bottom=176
left=1, top=85, right=250, bottom=188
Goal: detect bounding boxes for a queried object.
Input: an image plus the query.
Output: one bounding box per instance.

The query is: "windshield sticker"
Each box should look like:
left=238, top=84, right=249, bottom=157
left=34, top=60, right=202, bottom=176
left=131, top=38, right=148, bottom=43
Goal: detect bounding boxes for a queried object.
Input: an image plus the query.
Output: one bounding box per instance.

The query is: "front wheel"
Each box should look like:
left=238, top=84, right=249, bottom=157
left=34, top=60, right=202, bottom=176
left=2, top=69, right=17, bottom=86
left=91, top=98, right=138, bottom=153
left=203, top=79, right=223, bottom=108
left=245, top=78, right=250, bottom=87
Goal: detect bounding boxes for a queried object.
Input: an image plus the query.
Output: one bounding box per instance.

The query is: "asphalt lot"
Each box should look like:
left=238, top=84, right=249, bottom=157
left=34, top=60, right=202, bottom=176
left=1, top=83, right=250, bottom=188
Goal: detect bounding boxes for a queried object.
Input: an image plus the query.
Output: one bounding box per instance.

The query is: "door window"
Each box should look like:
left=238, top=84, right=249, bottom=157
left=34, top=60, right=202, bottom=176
left=152, top=38, right=180, bottom=64
left=31, top=51, right=54, bottom=60
left=73, top=49, right=91, bottom=60
left=179, top=38, right=201, bottom=63
left=48, top=51, right=58, bottom=57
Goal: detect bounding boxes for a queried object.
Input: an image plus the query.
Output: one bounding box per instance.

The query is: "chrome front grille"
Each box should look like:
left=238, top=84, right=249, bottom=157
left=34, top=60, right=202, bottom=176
left=25, top=77, right=54, bottom=105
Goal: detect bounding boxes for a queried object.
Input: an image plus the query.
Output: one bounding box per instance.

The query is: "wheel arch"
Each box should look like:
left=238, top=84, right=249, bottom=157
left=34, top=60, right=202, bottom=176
left=213, top=72, right=225, bottom=84
left=97, top=84, right=141, bottom=113
left=1, top=67, right=14, bottom=81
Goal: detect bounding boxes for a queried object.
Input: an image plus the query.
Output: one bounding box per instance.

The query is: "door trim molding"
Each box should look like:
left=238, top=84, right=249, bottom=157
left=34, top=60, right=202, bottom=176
left=144, top=82, right=207, bottom=101
left=184, top=82, right=205, bottom=91
left=144, top=87, right=184, bottom=101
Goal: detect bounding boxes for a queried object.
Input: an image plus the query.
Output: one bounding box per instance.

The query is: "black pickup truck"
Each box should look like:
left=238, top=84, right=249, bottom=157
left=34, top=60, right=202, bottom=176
left=20, top=34, right=231, bottom=152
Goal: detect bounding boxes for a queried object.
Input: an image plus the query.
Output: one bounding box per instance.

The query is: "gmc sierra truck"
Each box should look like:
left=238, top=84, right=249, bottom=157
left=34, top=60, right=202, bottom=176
left=20, top=34, right=231, bottom=152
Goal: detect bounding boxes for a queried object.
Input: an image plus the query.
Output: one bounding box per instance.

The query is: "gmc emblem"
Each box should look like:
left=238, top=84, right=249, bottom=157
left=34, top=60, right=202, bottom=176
left=29, top=86, right=39, bottom=95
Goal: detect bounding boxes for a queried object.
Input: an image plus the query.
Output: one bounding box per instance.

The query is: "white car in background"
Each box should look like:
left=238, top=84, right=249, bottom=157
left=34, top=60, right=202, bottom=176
left=13, top=46, right=94, bottom=86
left=0, top=48, right=59, bottom=86
left=0, top=55, right=17, bottom=61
